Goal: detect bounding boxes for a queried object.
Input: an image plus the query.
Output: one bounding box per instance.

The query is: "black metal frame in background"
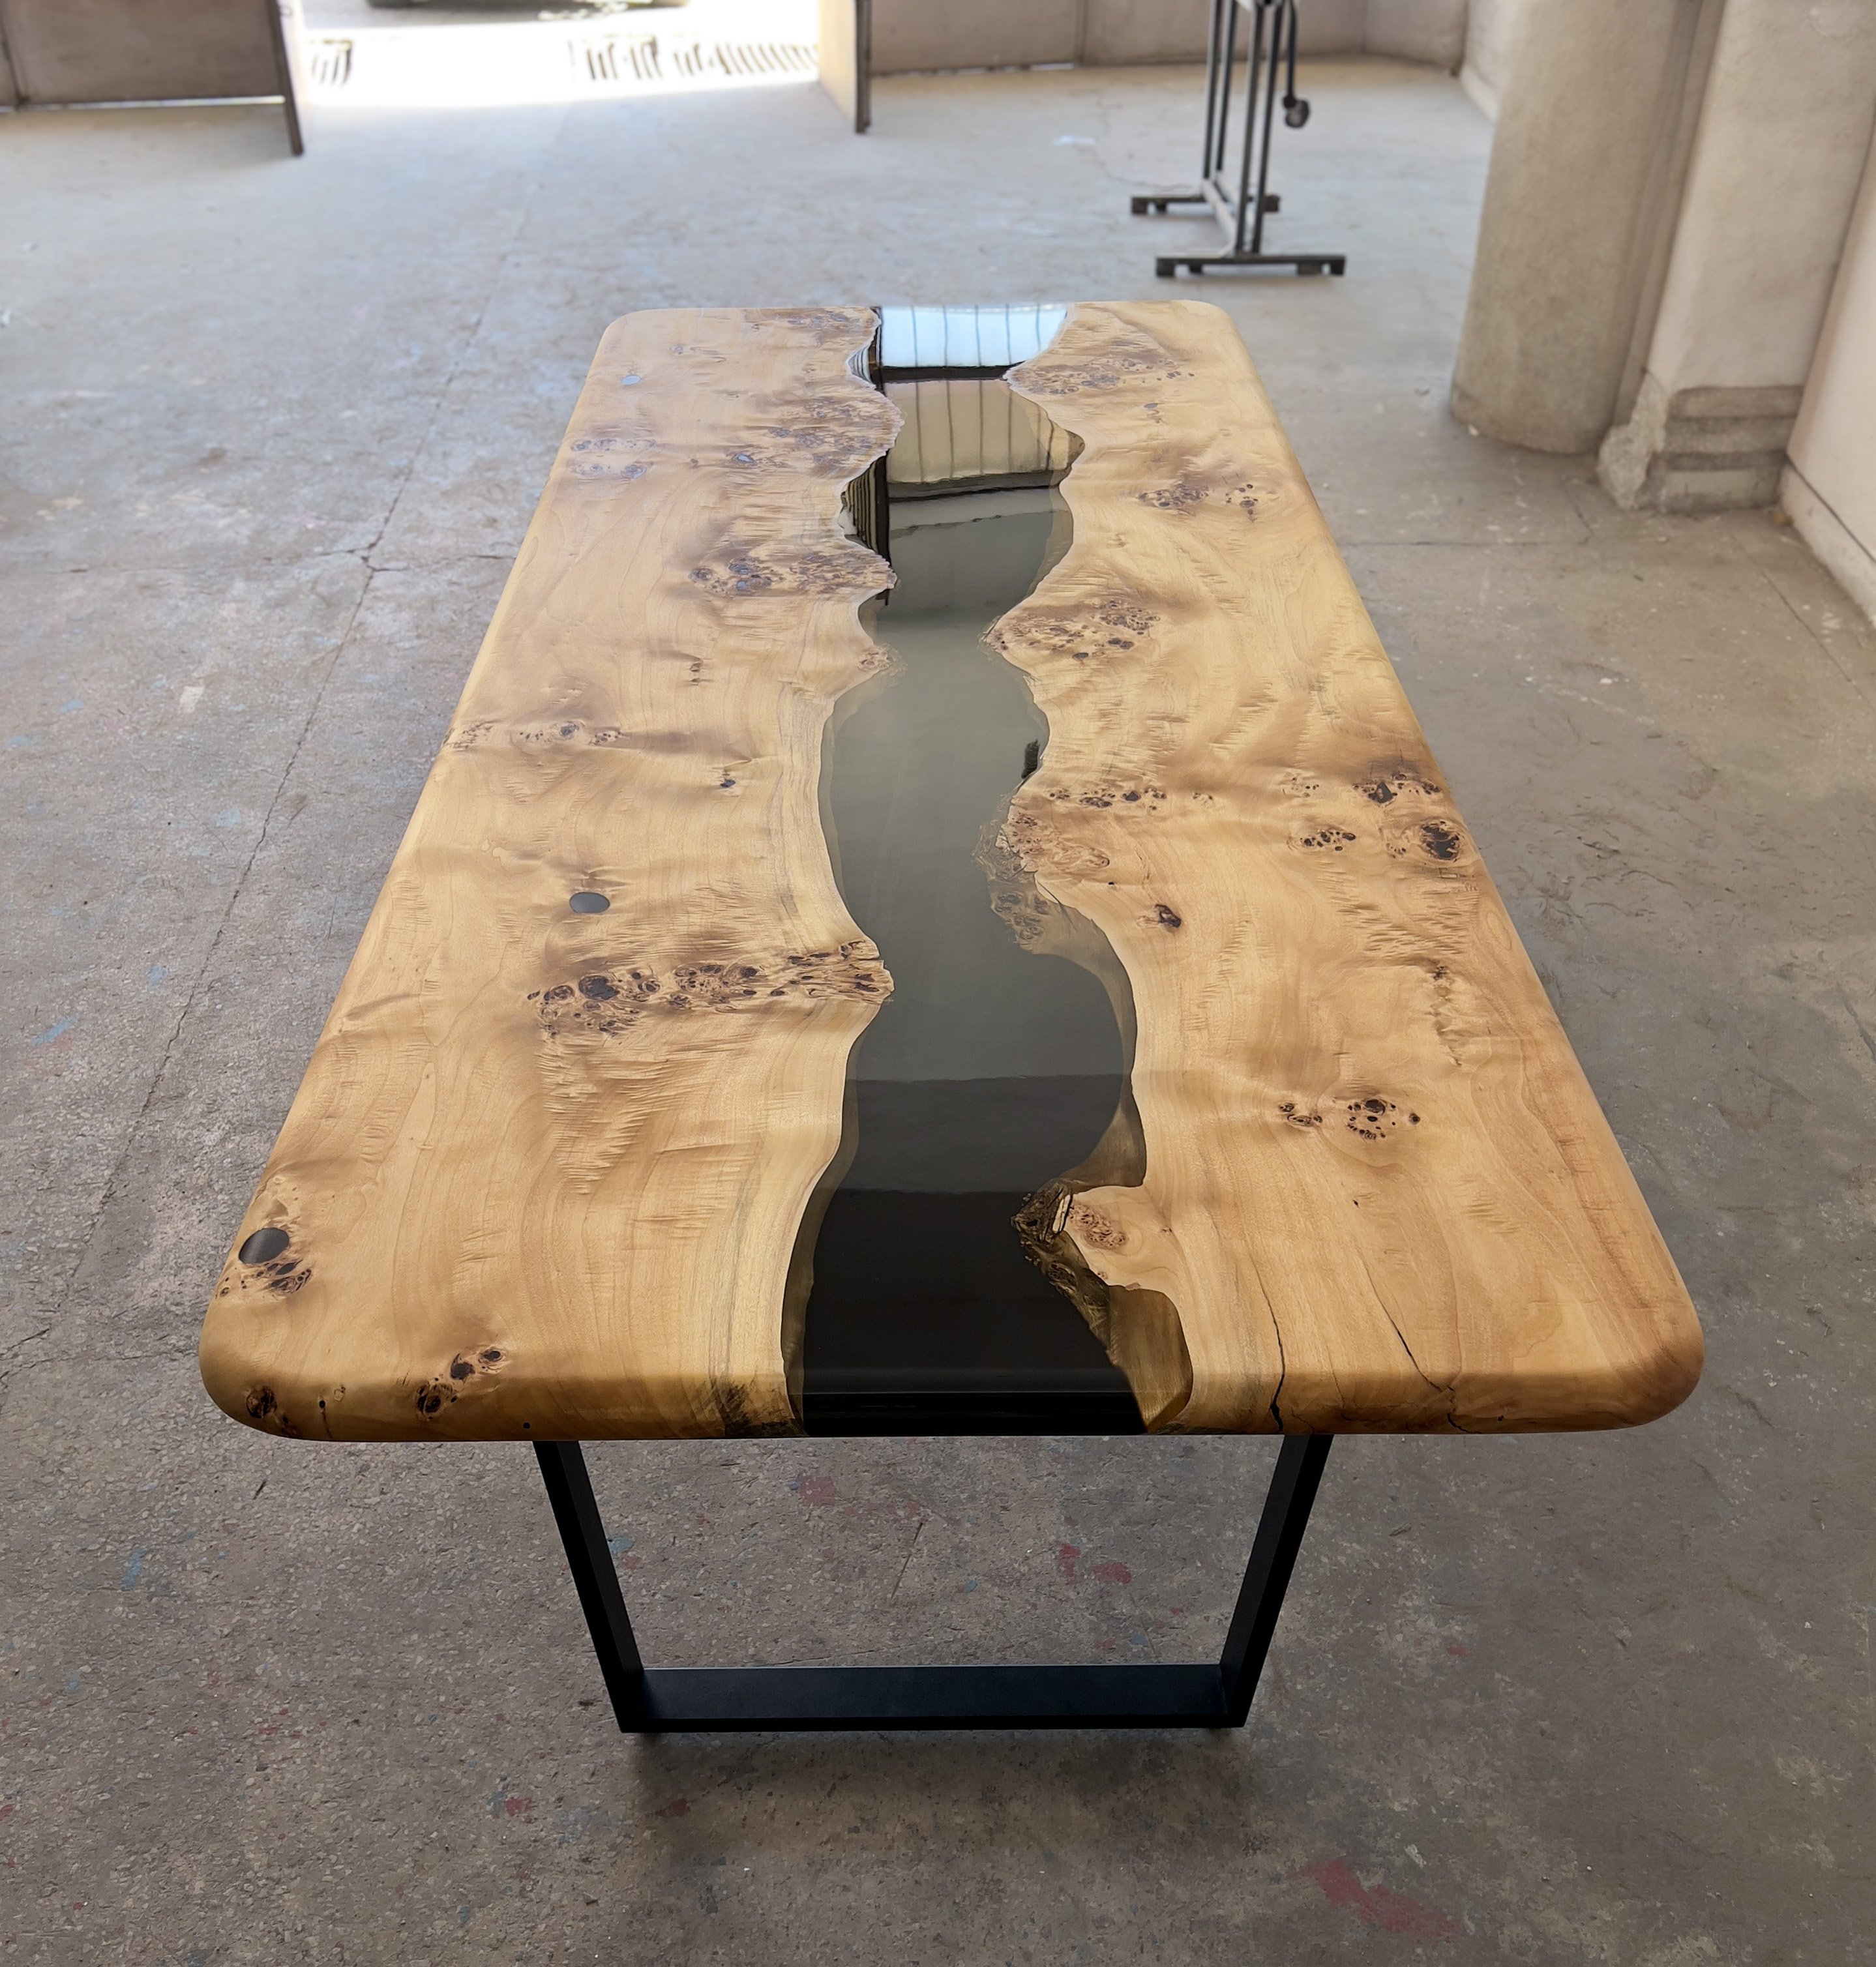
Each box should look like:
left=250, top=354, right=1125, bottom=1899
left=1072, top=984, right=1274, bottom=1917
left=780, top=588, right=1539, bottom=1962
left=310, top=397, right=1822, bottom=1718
left=262, top=0, right=305, bottom=156
left=533, top=1434, right=1332, bottom=1732
left=1132, top=0, right=1345, bottom=278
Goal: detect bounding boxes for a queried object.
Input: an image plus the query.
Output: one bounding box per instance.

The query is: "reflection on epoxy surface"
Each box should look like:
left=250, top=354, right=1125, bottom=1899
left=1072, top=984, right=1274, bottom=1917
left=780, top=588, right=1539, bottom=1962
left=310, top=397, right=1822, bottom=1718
left=833, top=501, right=1122, bottom=1135
left=800, top=409, right=1143, bottom=1434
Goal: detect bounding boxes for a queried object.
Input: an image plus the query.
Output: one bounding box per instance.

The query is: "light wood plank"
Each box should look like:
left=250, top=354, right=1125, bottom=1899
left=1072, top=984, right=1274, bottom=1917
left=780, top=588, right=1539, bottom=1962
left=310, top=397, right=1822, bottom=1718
left=997, top=299, right=1703, bottom=1432
left=199, top=307, right=898, bottom=1441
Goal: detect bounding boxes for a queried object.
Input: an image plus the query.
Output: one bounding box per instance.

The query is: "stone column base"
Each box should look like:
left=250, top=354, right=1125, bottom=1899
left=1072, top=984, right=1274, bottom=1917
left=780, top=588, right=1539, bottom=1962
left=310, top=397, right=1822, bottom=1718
left=1598, top=374, right=1802, bottom=511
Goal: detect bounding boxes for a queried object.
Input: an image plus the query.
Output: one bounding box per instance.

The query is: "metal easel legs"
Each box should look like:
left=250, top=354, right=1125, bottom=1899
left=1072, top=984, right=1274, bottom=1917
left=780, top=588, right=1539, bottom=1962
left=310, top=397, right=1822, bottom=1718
left=1133, top=0, right=1345, bottom=278
left=533, top=1434, right=1332, bottom=1734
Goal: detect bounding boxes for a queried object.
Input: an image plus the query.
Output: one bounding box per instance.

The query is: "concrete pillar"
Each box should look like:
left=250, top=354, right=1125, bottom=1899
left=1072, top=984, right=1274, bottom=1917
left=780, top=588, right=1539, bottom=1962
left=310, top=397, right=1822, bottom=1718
left=1452, top=0, right=1711, bottom=454
left=1600, top=0, right=1876, bottom=512
left=1784, top=123, right=1876, bottom=622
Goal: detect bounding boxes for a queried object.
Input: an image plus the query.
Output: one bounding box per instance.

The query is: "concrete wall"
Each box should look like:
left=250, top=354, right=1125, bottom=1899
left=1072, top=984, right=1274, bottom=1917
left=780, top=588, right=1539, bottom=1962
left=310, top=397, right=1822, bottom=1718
left=1785, top=127, right=1876, bottom=623
left=1365, top=0, right=1467, bottom=69
left=1082, top=0, right=1213, bottom=65
left=1290, top=0, right=1467, bottom=63
left=1453, top=0, right=1876, bottom=508
left=818, top=0, right=865, bottom=126
left=869, top=0, right=1469, bottom=73
left=1458, top=0, right=1527, bottom=115
left=872, top=0, right=1082, bottom=73
left=1599, top=0, right=1876, bottom=510
left=0, top=0, right=281, bottom=102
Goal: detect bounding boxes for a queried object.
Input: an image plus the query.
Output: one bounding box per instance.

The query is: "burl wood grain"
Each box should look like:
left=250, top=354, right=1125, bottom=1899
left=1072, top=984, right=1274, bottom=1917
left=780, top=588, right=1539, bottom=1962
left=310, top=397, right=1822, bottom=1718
left=200, top=307, right=899, bottom=1441
left=203, top=299, right=1700, bottom=1443
left=994, top=300, right=1702, bottom=1432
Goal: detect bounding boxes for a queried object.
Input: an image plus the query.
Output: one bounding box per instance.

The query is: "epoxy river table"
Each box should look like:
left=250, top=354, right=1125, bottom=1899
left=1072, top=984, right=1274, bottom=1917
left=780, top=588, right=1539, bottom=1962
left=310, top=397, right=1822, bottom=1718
left=200, top=302, right=1703, bottom=1734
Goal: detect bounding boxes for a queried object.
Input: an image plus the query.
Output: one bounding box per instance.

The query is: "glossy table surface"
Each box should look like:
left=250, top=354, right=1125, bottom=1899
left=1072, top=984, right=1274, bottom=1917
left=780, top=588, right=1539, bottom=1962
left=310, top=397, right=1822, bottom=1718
left=199, top=303, right=1703, bottom=1442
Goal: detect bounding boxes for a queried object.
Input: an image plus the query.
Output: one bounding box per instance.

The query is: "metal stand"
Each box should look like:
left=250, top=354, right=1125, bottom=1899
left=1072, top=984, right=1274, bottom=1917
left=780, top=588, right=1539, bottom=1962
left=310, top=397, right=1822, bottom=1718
left=1132, top=0, right=1344, bottom=278
left=533, top=1434, right=1332, bottom=1733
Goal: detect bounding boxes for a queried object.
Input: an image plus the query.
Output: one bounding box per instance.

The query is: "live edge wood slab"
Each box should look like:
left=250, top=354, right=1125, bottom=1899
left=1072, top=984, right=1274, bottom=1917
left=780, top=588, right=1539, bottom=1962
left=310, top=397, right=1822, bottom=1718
left=200, top=301, right=1703, bottom=1444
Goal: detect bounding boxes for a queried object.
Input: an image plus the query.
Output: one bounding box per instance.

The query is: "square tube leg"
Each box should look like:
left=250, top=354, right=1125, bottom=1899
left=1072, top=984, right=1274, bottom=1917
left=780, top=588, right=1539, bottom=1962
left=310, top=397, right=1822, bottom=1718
left=1219, top=1432, right=1332, bottom=1723
left=535, top=1435, right=1331, bottom=1734
left=533, top=1440, right=646, bottom=1729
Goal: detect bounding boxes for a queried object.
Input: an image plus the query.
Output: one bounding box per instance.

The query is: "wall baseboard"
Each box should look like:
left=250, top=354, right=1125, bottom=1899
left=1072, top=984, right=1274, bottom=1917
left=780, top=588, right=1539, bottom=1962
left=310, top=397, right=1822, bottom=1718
left=1782, top=462, right=1876, bottom=629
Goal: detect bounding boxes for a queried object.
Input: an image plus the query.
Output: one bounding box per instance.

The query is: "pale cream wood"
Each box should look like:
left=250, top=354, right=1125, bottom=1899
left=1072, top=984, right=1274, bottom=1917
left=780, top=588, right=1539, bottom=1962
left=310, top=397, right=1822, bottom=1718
left=201, top=299, right=1703, bottom=1443
left=995, top=299, right=1703, bottom=1432
left=200, top=307, right=898, bottom=1442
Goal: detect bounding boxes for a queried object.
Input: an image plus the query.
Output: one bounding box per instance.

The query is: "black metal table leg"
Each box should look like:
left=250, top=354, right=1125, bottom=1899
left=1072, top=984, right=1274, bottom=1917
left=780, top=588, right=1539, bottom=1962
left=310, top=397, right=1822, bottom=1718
left=532, top=1440, right=646, bottom=1730
left=534, top=1435, right=1332, bottom=1734
left=1219, top=1432, right=1333, bottom=1723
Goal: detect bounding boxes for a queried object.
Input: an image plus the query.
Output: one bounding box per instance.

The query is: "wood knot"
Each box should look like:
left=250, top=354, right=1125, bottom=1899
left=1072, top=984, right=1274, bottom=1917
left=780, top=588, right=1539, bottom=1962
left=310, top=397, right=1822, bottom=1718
left=1341, top=1097, right=1420, bottom=1140
left=243, top=1385, right=301, bottom=1436
left=417, top=1347, right=507, bottom=1419
left=1356, top=767, right=1442, bottom=806
left=1419, top=821, right=1464, bottom=862
left=1071, top=1204, right=1129, bottom=1252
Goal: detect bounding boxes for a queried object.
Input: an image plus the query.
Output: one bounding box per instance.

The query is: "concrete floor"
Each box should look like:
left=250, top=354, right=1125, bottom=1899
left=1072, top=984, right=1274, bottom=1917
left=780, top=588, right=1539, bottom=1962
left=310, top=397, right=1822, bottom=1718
left=2, top=58, right=1873, bottom=1966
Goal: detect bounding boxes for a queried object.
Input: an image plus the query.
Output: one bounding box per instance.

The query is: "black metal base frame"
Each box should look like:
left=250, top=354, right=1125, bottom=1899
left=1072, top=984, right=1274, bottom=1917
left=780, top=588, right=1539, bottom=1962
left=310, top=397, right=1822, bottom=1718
left=1153, top=251, right=1347, bottom=278
left=1133, top=0, right=1347, bottom=279
left=1133, top=190, right=1345, bottom=277
left=533, top=1434, right=1332, bottom=1734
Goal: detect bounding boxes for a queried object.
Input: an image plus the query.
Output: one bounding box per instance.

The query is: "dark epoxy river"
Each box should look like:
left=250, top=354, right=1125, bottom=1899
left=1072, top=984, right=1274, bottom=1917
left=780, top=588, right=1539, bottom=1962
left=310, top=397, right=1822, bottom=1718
left=799, top=409, right=1143, bottom=1435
